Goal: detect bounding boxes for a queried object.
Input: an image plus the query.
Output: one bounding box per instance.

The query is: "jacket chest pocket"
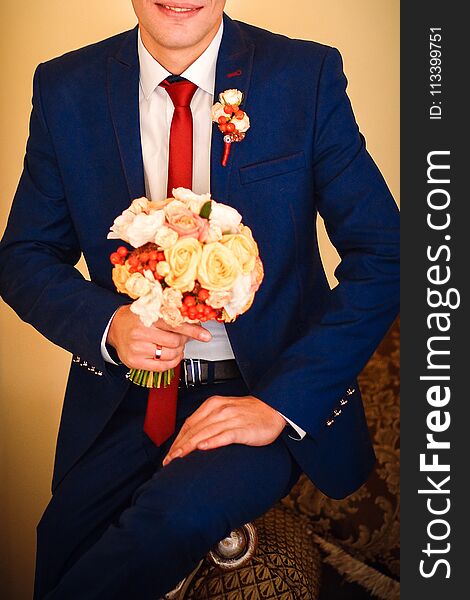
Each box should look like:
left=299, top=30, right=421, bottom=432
left=238, top=151, right=306, bottom=185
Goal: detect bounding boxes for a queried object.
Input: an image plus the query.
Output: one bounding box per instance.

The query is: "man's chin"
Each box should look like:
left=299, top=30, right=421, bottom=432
left=153, top=30, right=208, bottom=51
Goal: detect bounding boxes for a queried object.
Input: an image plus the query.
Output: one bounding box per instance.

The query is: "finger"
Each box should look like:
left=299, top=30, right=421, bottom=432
left=141, top=328, right=185, bottom=350
left=182, top=396, right=234, bottom=433
left=128, top=341, right=181, bottom=362
left=167, top=408, right=234, bottom=457
left=126, top=340, right=180, bottom=362
left=126, top=354, right=183, bottom=372
left=197, top=429, right=244, bottom=451
left=167, top=395, right=235, bottom=455
left=163, top=421, right=234, bottom=465
left=165, top=398, right=224, bottom=453
left=157, top=320, right=212, bottom=343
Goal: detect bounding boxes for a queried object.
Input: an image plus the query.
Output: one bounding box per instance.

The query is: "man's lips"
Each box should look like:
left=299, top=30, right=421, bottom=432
left=155, top=2, right=204, bottom=16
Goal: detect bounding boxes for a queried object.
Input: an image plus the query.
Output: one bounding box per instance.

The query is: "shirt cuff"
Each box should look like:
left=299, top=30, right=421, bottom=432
left=101, top=309, right=121, bottom=365
left=277, top=411, right=307, bottom=441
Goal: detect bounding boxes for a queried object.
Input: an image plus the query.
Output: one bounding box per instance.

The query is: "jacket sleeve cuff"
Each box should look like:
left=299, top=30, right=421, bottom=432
left=277, top=411, right=307, bottom=441
left=100, top=309, right=122, bottom=365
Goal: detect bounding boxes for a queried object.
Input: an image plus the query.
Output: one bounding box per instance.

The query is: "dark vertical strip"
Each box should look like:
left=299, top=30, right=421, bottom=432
left=401, top=2, right=466, bottom=597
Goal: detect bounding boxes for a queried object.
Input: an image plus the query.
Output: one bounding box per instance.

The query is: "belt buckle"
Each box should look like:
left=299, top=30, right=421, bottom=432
left=183, top=358, right=203, bottom=388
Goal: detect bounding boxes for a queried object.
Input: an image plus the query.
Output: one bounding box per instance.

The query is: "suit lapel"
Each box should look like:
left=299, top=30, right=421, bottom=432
left=107, top=26, right=146, bottom=201
left=107, top=17, right=254, bottom=206
left=210, top=14, right=255, bottom=205
left=210, top=16, right=256, bottom=374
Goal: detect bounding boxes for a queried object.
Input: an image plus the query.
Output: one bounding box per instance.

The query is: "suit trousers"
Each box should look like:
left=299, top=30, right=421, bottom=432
left=34, top=376, right=301, bottom=599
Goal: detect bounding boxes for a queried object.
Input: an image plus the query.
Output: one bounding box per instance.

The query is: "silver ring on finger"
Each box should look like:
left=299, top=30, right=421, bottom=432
left=154, top=344, right=163, bottom=360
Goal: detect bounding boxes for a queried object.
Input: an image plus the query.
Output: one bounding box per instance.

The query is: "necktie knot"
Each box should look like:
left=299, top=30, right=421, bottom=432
left=160, top=77, right=197, bottom=108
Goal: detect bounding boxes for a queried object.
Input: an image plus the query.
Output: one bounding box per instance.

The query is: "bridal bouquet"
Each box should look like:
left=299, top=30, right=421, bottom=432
left=107, top=187, right=264, bottom=388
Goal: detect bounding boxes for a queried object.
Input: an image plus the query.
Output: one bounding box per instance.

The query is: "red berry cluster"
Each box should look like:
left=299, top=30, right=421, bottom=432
left=180, top=284, right=223, bottom=323
left=109, top=245, right=130, bottom=265
left=217, top=105, right=245, bottom=134
left=109, top=243, right=166, bottom=280
left=110, top=245, right=225, bottom=323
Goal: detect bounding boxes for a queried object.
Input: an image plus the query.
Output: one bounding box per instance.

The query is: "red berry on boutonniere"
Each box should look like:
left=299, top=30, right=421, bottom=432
left=211, top=89, right=250, bottom=167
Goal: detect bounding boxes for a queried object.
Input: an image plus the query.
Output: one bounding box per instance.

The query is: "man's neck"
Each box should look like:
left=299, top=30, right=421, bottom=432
left=139, top=20, right=222, bottom=75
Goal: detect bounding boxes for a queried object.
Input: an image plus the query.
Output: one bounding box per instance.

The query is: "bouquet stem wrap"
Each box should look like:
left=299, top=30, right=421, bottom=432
left=128, top=367, right=175, bottom=388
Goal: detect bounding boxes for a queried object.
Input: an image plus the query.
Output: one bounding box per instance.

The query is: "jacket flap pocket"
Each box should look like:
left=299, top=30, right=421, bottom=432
left=239, top=151, right=306, bottom=185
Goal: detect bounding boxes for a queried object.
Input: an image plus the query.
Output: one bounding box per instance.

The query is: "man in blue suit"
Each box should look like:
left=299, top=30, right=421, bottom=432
left=0, top=1, right=399, bottom=598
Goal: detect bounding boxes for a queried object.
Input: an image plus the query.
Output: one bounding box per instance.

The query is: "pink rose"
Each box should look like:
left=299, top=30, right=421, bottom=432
left=166, top=207, right=207, bottom=239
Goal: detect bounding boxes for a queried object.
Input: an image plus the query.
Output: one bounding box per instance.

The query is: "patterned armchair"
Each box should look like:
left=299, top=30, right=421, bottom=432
left=172, top=319, right=400, bottom=600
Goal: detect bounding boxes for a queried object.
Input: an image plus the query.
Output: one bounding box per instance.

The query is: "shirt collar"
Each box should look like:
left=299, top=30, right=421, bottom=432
left=138, top=20, right=224, bottom=100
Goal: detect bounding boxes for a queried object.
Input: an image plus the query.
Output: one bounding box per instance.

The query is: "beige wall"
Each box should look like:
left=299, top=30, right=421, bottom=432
left=0, top=1, right=399, bottom=597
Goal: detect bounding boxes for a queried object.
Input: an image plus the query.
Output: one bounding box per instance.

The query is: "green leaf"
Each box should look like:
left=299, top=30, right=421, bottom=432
left=199, top=200, right=212, bottom=219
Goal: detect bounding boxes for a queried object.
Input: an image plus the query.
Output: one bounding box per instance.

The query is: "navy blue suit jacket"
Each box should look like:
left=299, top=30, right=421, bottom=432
left=0, top=14, right=399, bottom=499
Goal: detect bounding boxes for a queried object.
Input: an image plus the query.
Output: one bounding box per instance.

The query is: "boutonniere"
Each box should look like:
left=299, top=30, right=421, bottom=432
left=211, top=89, right=250, bottom=167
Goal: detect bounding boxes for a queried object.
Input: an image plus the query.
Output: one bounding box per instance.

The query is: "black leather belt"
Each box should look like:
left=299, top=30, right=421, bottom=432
left=179, top=359, right=241, bottom=388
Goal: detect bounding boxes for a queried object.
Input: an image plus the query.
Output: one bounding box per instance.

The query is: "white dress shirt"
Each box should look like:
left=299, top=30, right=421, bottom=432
left=101, top=22, right=306, bottom=439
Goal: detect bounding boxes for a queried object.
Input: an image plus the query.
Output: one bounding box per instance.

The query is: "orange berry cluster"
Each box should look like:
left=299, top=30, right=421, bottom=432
left=217, top=105, right=245, bottom=134
left=110, top=243, right=166, bottom=280
left=110, top=245, right=224, bottom=323
left=181, top=284, right=223, bottom=323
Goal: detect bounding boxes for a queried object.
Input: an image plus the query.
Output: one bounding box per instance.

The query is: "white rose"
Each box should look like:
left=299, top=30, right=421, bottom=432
left=107, top=211, right=135, bottom=242
left=211, top=102, right=226, bottom=122
left=210, top=201, right=242, bottom=234
left=130, top=197, right=152, bottom=214
left=107, top=197, right=169, bottom=246
left=155, top=225, right=179, bottom=249
left=224, top=273, right=253, bottom=319
left=200, top=221, right=223, bottom=243
left=125, top=211, right=166, bottom=247
left=164, top=200, right=187, bottom=217
left=233, top=112, right=250, bottom=133
left=130, top=281, right=163, bottom=327
left=219, top=89, right=243, bottom=106
left=172, top=187, right=211, bottom=214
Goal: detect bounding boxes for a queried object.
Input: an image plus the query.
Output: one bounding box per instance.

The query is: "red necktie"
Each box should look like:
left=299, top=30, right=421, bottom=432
left=143, top=77, right=197, bottom=447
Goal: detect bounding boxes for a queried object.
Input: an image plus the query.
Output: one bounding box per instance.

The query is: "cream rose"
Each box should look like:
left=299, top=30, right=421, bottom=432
left=224, top=273, right=254, bottom=318
left=112, top=263, right=132, bottom=296
left=233, top=112, right=250, bottom=133
left=155, top=225, right=179, bottom=249
left=156, top=261, right=170, bottom=277
left=211, top=101, right=226, bottom=122
left=250, top=256, right=264, bottom=293
left=162, top=287, right=183, bottom=307
left=160, top=304, right=184, bottom=328
left=160, top=287, right=184, bottom=328
left=125, top=272, right=153, bottom=299
left=164, top=200, right=187, bottom=217
left=220, top=229, right=258, bottom=275
left=197, top=242, right=241, bottom=291
left=164, top=237, right=202, bottom=292
left=219, top=89, right=243, bottom=106
left=207, top=289, right=232, bottom=309
left=209, top=202, right=242, bottom=234
left=130, top=281, right=163, bottom=327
